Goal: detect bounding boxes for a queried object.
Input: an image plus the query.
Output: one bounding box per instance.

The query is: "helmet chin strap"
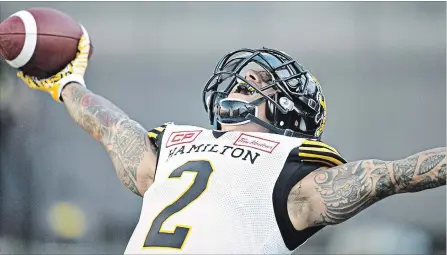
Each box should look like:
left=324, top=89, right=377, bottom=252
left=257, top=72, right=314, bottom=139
left=216, top=97, right=318, bottom=140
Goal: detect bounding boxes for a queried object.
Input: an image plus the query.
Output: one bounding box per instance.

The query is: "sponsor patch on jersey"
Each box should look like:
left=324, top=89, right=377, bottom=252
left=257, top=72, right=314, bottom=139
left=233, top=133, right=279, bottom=153
left=166, top=130, right=202, bottom=148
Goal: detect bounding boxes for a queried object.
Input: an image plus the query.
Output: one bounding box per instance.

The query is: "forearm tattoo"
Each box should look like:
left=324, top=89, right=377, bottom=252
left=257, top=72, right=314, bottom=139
left=312, top=147, right=446, bottom=225
left=397, top=150, right=446, bottom=193
left=61, top=83, right=155, bottom=196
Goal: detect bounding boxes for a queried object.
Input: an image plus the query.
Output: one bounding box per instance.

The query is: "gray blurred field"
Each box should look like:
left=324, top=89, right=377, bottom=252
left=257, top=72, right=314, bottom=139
left=0, top=2, right=445, bottom=254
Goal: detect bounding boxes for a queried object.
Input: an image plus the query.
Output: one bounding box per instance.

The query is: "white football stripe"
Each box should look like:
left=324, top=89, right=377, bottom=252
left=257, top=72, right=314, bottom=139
left=6, top=10, right=37, bottom=68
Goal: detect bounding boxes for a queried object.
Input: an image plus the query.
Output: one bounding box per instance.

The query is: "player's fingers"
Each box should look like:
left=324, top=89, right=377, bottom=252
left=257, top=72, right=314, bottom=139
left=78, top=25, right=90, bottom=52
left=74, top=64, right=88, bottom=70
left=25, top=79, right=37, bottom=89
left=17, top=72, right=35, bottom=87
left=79, top=44, right=90, bottom=55
left=73, top=59, right=88, bottom=71
left=75, top=56, right=87, bottom=62
left=17, top=71, right=25, bottom=79
left=75, top=51, right=88, bottom=60
left=68, top=64, right=74, bottom=73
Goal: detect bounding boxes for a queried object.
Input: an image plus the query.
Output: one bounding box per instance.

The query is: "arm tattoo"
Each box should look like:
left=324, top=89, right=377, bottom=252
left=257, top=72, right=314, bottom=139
left=288, top=182, right=311, bottom=216
left=61, top=83, right=155, bottom=196
left=394, top=148, right=446, bottom=193
left=439, top=164, right=446, bottom=185
left=392, top=155, right=418, bottom=189
left=312, top=161, right=379, bottom=225
left=371, top=167, right=394, bottom=198
left=417, top=155, right=445, bottom=175
left=311, top=147, right=446, bottom=226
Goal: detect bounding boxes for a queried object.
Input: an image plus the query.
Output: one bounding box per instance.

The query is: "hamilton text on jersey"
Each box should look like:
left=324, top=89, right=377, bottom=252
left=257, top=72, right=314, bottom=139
left=166, top=143, right=261, bottom=164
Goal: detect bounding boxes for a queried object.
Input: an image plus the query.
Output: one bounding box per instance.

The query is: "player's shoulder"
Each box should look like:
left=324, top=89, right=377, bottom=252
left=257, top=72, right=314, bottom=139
left=289, top=137, right=347, bottom=168
left=244, top=132, right=346, bottom=167
left=147, top=122, right=171, bottom=142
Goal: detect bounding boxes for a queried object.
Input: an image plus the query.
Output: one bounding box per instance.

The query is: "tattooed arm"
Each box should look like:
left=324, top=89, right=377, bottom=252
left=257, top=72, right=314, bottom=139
left=61, top=83, right=157, bottom=196
left=287, top=147, right=446, bottom=230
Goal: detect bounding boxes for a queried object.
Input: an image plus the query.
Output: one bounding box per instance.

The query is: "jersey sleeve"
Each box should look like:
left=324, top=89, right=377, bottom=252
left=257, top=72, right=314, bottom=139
left=296, top=139, right=347, bottom=167
left=274, top=140, right=347, bottom=249
left=147, top=122, right=171, bottom=150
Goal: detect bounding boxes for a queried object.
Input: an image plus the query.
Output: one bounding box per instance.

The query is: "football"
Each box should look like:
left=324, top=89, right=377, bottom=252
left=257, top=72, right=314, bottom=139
left=0, top=7, right=93, bottom=79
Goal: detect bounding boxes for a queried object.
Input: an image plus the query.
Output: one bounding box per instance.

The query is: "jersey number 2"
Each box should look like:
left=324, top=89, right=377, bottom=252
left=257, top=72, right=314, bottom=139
left=143, top=160, right=214, bottom=249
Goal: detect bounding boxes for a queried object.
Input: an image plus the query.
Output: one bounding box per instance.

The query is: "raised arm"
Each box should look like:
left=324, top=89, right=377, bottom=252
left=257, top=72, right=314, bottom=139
left=288, top=147, right=446, bottom=230
left=61, top=82, right=157, bottom=196
left=12, top=30, right=157, bottom=196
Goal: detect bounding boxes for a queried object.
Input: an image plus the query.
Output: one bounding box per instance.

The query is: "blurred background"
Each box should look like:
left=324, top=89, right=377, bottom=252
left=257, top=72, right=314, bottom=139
left=0, top=1, right=445, bottom=254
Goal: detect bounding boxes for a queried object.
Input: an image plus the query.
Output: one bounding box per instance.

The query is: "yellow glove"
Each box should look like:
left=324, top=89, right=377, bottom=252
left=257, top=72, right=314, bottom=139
left=17, top=25, right=91, bottom=103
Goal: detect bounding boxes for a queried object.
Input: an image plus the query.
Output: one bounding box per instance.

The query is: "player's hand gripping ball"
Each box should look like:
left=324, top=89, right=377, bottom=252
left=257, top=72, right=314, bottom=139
left=0, top=7, right=93, bottom=102
left=17, top=28, right=91, bottom=102
left=0, top=8, right=93, bottom=77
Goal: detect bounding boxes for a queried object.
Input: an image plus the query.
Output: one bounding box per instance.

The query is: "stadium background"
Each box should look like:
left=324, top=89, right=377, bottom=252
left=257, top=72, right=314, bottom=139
left=0, top=2, right=445, bottom=254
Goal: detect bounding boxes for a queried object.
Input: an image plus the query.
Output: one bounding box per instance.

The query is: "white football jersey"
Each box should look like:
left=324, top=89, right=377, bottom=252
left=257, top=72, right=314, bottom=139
left=124, top=123, right=345, bottom=254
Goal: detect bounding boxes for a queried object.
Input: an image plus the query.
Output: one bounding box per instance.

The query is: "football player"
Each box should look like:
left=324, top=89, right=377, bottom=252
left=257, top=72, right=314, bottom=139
left=16, top=30, right=446, bottom=254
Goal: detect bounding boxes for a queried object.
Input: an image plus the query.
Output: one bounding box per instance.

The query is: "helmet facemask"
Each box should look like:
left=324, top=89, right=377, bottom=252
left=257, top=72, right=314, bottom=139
left=203, top=48, right=326, bottom=140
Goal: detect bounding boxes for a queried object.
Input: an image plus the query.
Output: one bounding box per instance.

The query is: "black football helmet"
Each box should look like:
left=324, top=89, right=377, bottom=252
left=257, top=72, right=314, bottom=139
left=202, top=48, right=327, bottom=140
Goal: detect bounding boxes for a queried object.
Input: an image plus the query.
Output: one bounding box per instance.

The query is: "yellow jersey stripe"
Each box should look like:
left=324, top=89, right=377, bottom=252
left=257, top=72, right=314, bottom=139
left=147, top=124, right=168, bottom=138
left=299, top=146, right=340, bottom=156
left=150, top=128, right=161, bottom=134
left=147, top=123, right=170, bottom=148
left=302, top=140, right=338, bottom=154
left=148, top=132, right=158, bottom=139
left=299, top=148, right=346, bottom=164
left=298, top=155, right=338, bottom=167
left=299, top=145, right=346, bottom=164
left=298, top=152, right=344, bottom=166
